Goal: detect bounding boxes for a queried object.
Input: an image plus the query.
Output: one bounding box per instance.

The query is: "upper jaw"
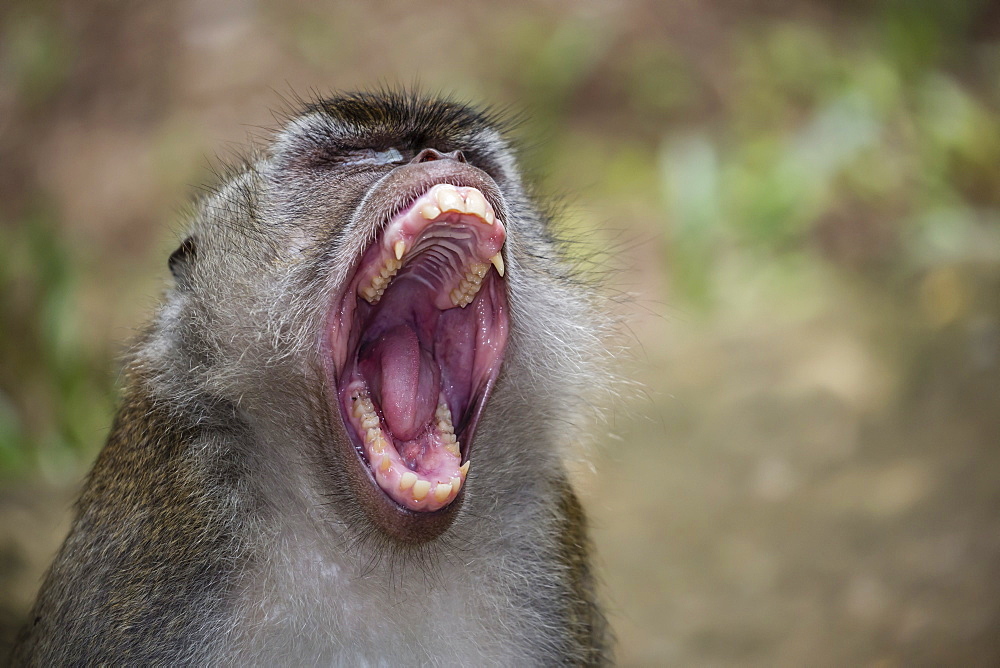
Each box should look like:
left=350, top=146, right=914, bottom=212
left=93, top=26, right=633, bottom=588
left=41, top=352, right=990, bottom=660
left=323, top=160, right=510, bottom=542
left=353, top=182, right=507, bottom=309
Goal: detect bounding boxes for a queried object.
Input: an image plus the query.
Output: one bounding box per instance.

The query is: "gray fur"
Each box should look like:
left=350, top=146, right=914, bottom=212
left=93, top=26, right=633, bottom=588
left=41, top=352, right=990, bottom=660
left=12, top=92, right=613, bottom=666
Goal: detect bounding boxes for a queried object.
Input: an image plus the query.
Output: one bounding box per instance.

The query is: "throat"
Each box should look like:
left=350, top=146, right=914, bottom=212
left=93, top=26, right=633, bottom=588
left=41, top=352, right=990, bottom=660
left=357, top=275, right=443, bottom=441
left=359, top=323, right=439, bottom=442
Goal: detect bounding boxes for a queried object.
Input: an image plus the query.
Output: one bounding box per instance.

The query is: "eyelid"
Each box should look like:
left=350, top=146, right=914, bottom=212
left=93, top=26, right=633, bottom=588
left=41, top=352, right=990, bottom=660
left=340, top=147, right=404, bottom=166
left=378, top=148, right=403, bottom=163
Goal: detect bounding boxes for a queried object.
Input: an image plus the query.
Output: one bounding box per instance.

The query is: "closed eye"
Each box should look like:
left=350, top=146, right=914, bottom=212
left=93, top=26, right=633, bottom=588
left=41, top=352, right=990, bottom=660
left=338, top=148, right=405, bottom=167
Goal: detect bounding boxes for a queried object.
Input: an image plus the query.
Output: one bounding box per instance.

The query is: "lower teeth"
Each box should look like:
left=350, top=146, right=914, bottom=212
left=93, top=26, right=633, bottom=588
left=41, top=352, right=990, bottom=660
left=350, top=390, right=462, bottom=462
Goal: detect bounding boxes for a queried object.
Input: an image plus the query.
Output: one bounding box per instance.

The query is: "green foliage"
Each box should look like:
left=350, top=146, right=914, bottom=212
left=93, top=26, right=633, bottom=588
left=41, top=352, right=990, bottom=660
left=0, top=207, right=115, bottom=479
left=654, top=11, right=1000, bottom=308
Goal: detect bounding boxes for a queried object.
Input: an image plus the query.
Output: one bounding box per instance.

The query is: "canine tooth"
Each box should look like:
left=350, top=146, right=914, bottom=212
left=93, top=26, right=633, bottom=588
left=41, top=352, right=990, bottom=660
left=460, top=461, right=470, bottom=478
left=464, top=189, right=488, bottom=222
left=437, top=187, right=465, bottom=213
left=490, top=253, right=504, bottom=277
left=379, top=455, right=391, bottom=472
left=393, top=240, right=406, bottom=261
left=434, top=482, right=452, bottom=503
left=400, top=471, right=417, bottom=491
left=421, top=204, right=441, bottom=220
left=413, top=479, right=431, bottom=500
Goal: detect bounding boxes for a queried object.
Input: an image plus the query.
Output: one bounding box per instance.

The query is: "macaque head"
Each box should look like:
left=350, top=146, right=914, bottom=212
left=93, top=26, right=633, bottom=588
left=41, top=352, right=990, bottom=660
left=162, top=93, right=535, bottom=544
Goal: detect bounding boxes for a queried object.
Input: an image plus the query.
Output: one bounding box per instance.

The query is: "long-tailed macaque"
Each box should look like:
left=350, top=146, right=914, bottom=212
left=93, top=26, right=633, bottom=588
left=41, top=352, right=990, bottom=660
left=12, top=92, right=612, bottom=665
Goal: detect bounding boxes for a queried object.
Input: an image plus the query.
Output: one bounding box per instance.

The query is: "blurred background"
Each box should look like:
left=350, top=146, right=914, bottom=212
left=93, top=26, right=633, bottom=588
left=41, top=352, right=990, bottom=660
left=2, top=0, right=999, bottom=664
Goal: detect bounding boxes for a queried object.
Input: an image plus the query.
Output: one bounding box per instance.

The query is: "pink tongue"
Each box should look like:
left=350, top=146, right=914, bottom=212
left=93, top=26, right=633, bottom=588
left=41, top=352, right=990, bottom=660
left=361, top=325, right=439, bottom=441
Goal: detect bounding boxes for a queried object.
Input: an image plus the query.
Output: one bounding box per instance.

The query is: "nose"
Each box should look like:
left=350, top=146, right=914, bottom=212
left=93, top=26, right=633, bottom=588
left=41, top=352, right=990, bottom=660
left=410, top=148, right=467, bottom=164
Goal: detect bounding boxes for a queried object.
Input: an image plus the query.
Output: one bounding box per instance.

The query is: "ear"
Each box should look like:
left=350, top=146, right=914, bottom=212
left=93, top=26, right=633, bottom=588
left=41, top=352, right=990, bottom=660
left=168, top=236, right=197, bottom=285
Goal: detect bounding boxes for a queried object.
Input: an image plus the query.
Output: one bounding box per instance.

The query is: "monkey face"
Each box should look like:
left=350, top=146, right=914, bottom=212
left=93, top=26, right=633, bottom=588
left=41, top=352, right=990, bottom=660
left=262, top=94, right=517, bottom=543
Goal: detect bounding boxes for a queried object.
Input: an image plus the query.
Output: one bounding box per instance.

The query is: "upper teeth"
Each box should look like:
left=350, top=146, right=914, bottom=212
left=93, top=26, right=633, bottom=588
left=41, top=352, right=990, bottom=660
left=490, top=252, right=504, bottom=277
left=424, top=184, right=495, bottom=225
left=450, top=262, right=488, bottom=308
left=359, top=257, right=402, bottom=304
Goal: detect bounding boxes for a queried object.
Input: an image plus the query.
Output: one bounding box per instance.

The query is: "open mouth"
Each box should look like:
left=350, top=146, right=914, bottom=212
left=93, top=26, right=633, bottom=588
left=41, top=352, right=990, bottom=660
left=328, top=178, right=509, bottom=518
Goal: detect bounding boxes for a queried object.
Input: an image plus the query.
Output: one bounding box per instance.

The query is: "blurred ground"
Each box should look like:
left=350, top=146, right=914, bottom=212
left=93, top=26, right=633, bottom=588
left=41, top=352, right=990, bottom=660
left=2, top=0, right=1000, bottom=664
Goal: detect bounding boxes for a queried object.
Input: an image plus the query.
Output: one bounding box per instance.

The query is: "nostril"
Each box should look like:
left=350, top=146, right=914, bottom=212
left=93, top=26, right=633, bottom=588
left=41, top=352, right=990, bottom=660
left=410, top=148, right=467, bottom=164
left=412, top=148, right=445, bottom=163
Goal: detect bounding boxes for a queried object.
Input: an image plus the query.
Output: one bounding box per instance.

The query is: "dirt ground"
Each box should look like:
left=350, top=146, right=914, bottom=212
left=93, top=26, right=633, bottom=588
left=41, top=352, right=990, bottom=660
left=2, top=1, right=999, bottom=664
